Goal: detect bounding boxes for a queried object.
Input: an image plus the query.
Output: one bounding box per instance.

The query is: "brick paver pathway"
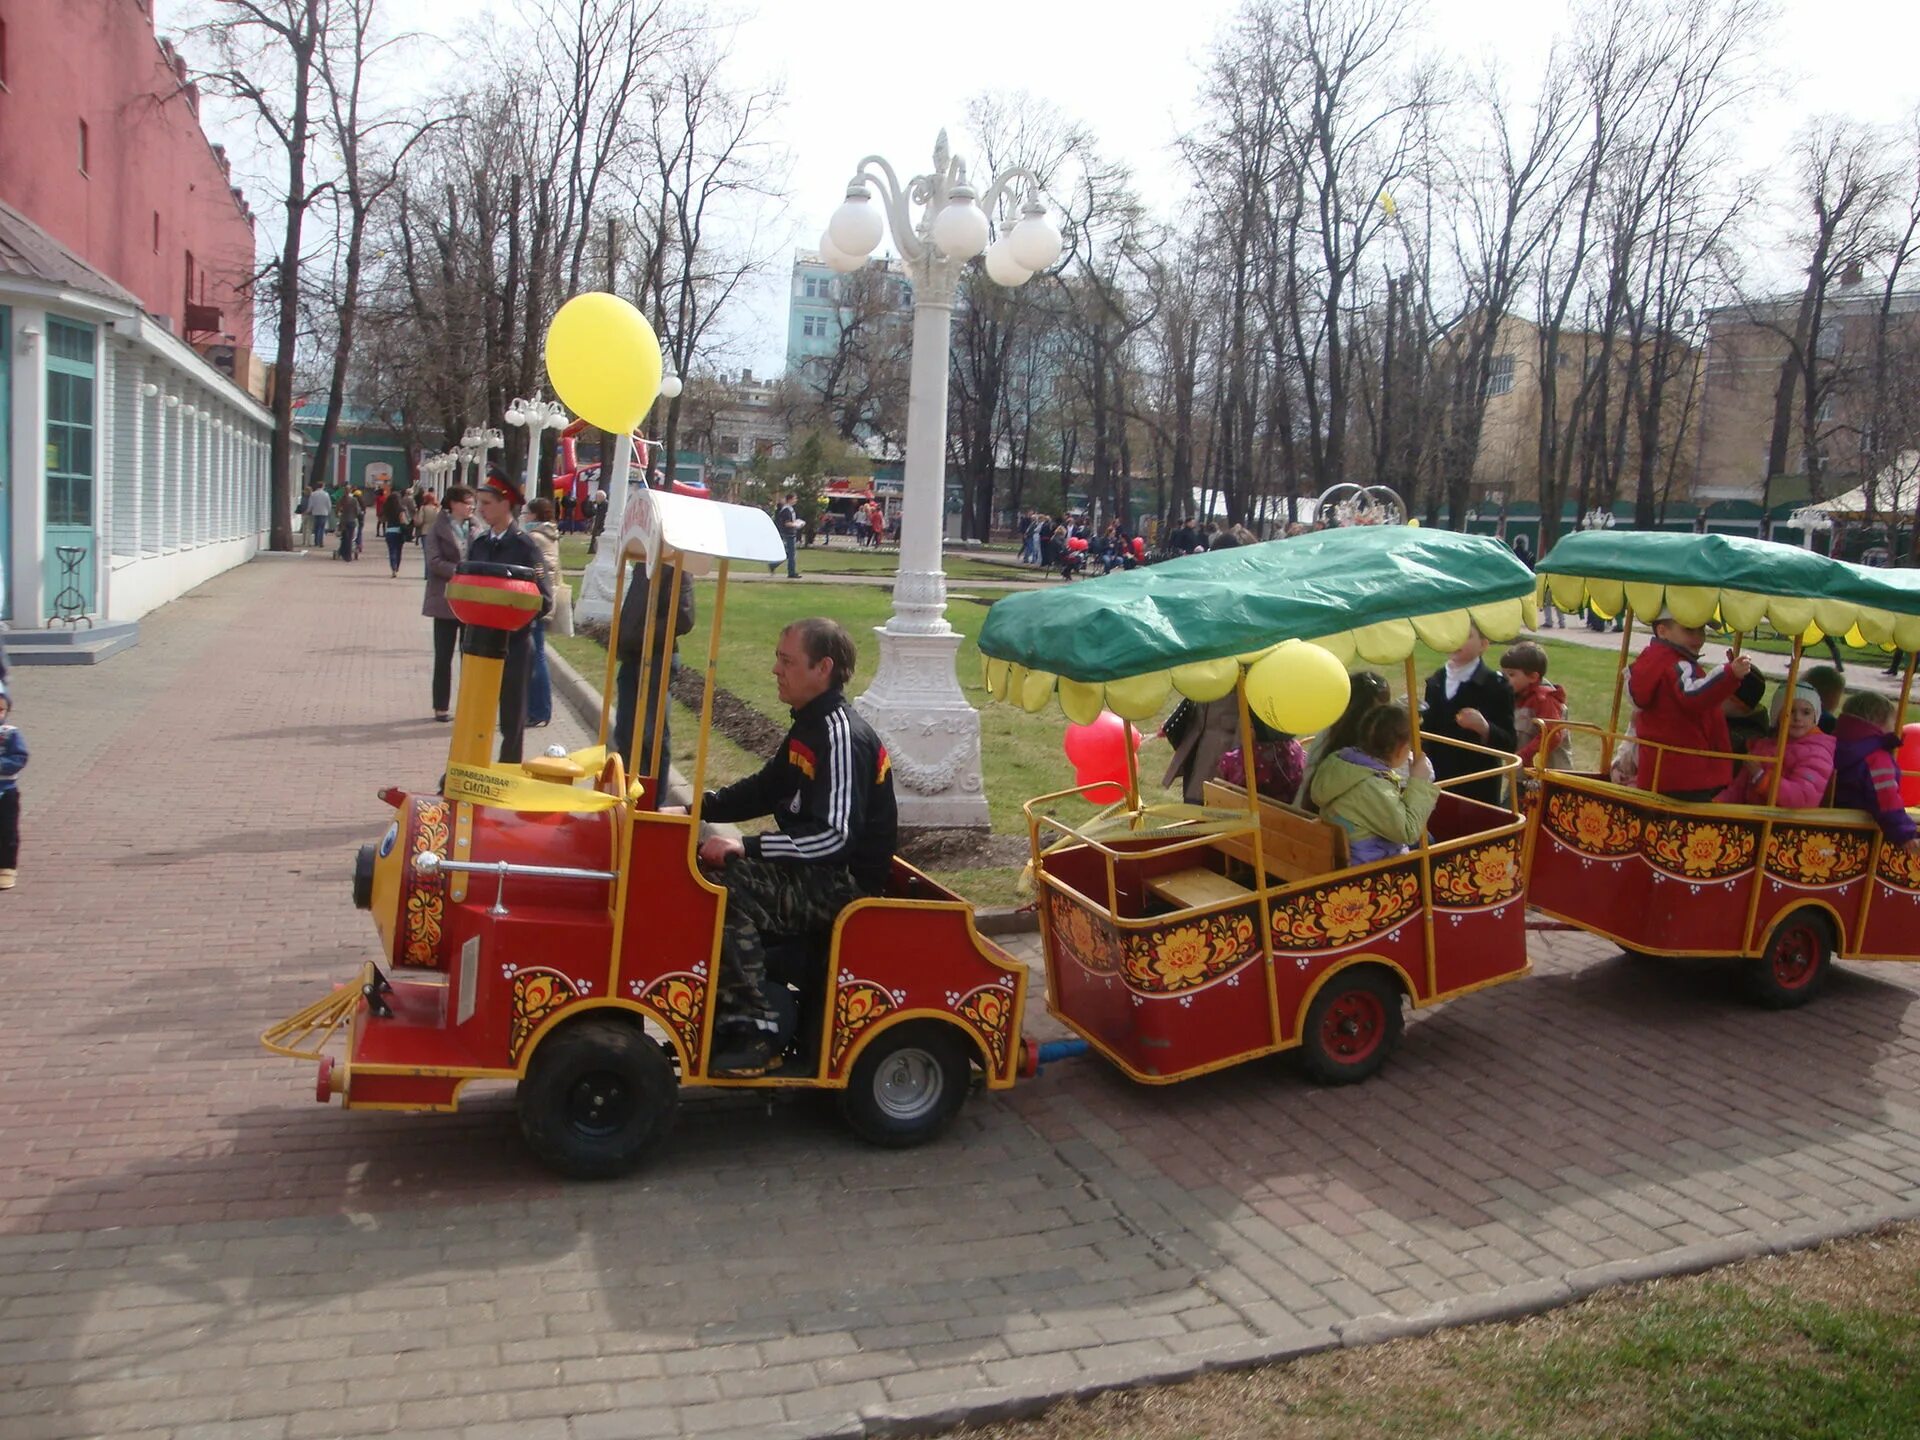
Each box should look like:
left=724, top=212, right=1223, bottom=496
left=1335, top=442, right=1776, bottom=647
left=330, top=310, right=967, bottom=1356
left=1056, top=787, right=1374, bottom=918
left=5, top=554, right=1920, bottom=1440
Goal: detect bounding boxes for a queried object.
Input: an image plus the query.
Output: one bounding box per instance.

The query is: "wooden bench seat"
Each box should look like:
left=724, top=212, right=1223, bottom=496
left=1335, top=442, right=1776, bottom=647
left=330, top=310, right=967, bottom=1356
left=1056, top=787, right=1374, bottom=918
left=1146, top=866, right=1254, bottom=910
left=1202, top=780, right=1349, bottom=886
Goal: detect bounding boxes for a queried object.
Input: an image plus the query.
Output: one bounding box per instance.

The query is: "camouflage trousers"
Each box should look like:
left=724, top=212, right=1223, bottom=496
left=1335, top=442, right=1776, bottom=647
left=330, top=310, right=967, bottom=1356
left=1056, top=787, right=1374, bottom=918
left=708, top=855, right=865, bottom=1028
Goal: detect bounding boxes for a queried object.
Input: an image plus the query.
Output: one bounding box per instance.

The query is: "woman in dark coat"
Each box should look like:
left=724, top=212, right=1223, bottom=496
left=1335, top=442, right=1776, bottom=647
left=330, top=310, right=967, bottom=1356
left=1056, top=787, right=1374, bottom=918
left=421, top=486, right=474, bottom=721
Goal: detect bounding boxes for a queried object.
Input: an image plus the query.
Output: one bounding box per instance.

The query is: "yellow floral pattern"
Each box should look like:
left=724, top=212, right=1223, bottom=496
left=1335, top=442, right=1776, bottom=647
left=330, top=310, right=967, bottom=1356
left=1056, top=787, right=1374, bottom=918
left=510, top=968, right=579, bottom=1059
left=1432, top=841, right=1522, bottom=908
left=1878, top=842, right=1920, bottom=892
left=400, top=799, right=452, bottom=968
left=639, top=973, right=706, bottom=1064
left=1047, top=892, right=1123, bottom=976
left=955, top=984, right=1016, bottom=1070
left=1645, top=817, right=1758, bottom=880
left=1121, top=911, right=1257, bottom=994
left=1766, top=828, right=1871, bottom=887
left=830, top=980, right=897, bottom=1072
left=1270, top=870, right=1420, bottom=952
left=1544, top=790, right=1641, bottom=857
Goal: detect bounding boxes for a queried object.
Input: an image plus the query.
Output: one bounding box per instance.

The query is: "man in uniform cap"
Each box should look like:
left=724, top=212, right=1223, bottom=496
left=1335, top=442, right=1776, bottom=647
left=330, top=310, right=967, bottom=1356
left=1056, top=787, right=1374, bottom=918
left=468, top=465, right=552, bottom=764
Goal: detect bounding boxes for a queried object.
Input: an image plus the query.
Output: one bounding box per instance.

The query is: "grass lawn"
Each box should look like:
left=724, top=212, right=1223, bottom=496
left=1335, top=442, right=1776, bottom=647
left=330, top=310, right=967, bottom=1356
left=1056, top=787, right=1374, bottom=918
left=547, top=573, right=1637, bottom=906
left=959, top=1223, right=1920, bottom=1440
left=558, top=534, right=1044, bottom=588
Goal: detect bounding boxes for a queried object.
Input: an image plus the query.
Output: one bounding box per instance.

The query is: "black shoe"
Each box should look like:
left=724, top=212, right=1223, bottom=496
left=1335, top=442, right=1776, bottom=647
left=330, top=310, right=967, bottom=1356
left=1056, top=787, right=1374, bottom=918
left=709, top=1031, right=775, bottom=1077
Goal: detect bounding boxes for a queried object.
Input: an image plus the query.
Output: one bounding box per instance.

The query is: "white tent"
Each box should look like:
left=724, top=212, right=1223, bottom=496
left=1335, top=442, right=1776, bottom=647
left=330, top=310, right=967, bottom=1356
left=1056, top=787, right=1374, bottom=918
left=1805, top=451, right=1920, bottom=519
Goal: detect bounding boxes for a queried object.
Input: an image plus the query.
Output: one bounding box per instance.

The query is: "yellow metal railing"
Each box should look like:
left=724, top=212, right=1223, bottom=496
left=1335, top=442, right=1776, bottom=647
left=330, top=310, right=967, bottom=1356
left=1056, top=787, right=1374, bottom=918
left=261, top=963, right=371, bottom=1060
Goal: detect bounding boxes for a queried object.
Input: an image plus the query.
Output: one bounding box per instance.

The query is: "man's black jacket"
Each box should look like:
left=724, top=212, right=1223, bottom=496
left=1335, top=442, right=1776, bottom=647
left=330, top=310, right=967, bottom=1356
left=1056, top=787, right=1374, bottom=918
left=704, top=690, right=898, bottom=891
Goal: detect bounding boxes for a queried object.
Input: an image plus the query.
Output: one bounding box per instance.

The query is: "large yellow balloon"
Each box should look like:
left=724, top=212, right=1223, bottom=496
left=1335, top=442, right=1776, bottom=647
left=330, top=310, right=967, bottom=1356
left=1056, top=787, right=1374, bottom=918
left=1246, top=640, right=1351, bottom=735
left=545, top=292, right=662, bottom=433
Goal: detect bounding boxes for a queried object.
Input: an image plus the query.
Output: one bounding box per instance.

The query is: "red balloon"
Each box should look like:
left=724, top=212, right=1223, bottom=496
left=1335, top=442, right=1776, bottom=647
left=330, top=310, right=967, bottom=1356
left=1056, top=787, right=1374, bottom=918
left=1131, top=536, right=1146, bottom=557
left=1899, top=725, right=1920, bottom=808
left=1063, top=712, right=1140, bottom=799
left=1067, top=536, right=1088, bottom=552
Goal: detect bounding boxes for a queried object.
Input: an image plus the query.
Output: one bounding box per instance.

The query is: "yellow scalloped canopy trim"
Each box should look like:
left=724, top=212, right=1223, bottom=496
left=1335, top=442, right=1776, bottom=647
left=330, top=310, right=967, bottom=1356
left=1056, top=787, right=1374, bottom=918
left=1540, top=575, right=1920, bottom=651
left=979, top=600, right=1532, bottom=719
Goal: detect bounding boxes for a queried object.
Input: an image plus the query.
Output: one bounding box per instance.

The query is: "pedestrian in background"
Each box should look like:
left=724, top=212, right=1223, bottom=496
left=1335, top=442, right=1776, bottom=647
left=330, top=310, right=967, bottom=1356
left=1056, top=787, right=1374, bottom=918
left=415, top=489, right=440, bottom=547
left=523, top=498, right=562, bottom=729
left=0, top=685, right=27, bottom=891
left=422, top=485, right=473, bottom=722
left=335, top=488, right=363, bottom=562
left=303, top=481, right=331, bottom=549
left=380, top=486, right=412, bottom=577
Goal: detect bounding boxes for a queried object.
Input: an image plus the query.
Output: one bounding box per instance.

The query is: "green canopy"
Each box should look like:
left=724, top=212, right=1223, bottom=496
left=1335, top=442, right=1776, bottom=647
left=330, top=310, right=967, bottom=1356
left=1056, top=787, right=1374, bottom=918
left=978, top=527, right=1537, bottom=721
left=1537, top=530, right=1920, bottom=647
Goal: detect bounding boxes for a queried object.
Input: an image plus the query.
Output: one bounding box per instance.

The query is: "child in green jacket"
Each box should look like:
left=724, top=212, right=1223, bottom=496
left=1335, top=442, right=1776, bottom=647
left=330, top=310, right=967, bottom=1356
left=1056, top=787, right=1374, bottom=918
left=1308, top=704, right=1438, bottom=864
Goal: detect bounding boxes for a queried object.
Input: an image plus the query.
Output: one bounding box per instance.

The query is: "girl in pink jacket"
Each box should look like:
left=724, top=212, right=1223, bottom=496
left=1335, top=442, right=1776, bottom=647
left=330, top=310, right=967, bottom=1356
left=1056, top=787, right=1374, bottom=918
left=1716, top=681, right=1835, bottom=808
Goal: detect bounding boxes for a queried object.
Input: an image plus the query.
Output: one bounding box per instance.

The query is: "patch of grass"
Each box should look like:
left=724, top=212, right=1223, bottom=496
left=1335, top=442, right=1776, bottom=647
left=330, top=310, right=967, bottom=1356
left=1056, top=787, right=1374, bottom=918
left=957, top=1225, right=1920, bottom=1440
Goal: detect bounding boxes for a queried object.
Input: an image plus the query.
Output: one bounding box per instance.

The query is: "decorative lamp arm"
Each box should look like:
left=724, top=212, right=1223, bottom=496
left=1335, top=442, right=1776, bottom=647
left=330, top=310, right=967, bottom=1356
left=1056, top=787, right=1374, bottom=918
left=853, top=154, right=925, bottom=262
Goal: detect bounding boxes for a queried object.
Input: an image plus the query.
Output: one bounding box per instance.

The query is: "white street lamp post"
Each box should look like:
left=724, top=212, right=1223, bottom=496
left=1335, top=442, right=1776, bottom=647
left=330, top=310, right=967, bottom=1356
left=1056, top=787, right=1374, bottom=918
left=505, top=396, right=571, bottom=505
left=822, top=131, right=1060, bottom=827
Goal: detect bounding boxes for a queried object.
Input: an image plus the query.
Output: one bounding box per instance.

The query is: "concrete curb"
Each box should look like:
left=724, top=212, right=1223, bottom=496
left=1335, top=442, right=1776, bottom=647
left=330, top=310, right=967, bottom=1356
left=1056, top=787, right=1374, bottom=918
left=734, top=1209, right=1920, bottom=1440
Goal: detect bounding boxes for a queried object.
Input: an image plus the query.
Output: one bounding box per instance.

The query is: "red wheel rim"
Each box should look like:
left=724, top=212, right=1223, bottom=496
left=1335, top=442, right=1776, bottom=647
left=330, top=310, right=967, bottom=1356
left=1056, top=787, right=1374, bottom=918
left=1319, top=989, right=1385, bottom=1063
left=1771, top=925, right=1821, bottom=990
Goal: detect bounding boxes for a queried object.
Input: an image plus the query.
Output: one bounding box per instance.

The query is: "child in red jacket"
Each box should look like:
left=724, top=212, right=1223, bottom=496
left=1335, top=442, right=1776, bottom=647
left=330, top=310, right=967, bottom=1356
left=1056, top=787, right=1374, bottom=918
left=1626, top=611, right=1753, bottom=800
left=1500, top=641, right=1571, bottom=770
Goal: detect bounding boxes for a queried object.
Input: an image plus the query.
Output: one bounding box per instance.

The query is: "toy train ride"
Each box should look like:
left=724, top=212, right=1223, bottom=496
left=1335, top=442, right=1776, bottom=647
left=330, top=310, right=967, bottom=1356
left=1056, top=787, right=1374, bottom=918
left=264, top=512, right=1920, bottom=1177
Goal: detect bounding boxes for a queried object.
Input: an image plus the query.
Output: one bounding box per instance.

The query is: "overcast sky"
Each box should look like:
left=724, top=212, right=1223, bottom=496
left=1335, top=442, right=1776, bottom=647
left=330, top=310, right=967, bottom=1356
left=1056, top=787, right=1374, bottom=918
left=159, top=0, right=1920, bottom=379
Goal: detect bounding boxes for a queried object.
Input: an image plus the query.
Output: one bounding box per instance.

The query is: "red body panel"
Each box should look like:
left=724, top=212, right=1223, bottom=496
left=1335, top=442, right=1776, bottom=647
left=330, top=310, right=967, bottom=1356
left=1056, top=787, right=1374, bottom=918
left=1041, top=818, right=1530, bottom=1084
left=1527, top=773, right=1909, bottom=958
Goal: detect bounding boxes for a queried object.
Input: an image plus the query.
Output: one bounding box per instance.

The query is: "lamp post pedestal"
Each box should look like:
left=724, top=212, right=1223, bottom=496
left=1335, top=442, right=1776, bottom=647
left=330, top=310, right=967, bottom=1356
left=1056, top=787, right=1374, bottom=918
left=848, top=224, right=988, bottom=827
left=575, top=437, right=632, bottom=626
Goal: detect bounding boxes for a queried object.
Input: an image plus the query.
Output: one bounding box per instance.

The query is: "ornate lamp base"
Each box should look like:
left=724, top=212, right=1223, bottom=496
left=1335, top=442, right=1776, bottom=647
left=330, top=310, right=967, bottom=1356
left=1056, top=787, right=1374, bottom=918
left=854, top=627, right=989, bottom=829
left=575, top=547, right=620, bottom=626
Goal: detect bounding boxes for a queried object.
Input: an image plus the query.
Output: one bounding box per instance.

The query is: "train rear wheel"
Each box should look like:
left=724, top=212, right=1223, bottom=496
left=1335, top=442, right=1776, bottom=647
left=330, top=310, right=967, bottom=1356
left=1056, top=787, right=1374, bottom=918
left=1748, top=910, right=1833, bottom=1010
left=838, top=1022, right=971, bottom=1148
left=1300, top=970, right=1403, bottom=1085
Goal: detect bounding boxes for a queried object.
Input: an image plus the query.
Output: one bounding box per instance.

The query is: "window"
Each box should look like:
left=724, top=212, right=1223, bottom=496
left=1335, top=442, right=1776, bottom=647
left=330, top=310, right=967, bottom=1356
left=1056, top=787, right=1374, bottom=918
left=1485, top=353, right=1516, bottom=398
left=803, top=276, right=833, bottom=299
left=1815, top=392, right=1835, bottom=424
left=184, top=250, right=196, bottom=311
left=77, top=118, right=89, bottom=175
left=718, top=434, right=740, bottom=457
left=801, top=314, right=830, bottom=339
left=152, top=211, right=160, bottom=254
left=1, top=18, right=11, bottom=89
left=45, top=318, right=96, bottom=527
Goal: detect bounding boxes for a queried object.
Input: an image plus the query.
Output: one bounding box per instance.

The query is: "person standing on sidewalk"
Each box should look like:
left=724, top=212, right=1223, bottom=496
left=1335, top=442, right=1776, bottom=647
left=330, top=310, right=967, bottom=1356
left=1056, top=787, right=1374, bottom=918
left=0, top=685, right=27, bottom=891
left=303, top=481, right=332, bottom=549
left=523, top=498, right=563, bottom=729
left=467, top=469, right=551, bottom=764
left=335, top=488, right=363, bottom=562
left=771, top=492, right=802, bottom=577
left=380, top=487, right=413, bottom=577
left=421, top=486, right=473, bottom=722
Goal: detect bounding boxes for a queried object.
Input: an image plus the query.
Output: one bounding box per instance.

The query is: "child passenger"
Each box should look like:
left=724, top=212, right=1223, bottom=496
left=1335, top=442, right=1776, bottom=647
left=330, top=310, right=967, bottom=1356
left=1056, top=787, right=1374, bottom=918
left=1627, top=609, right=1753, bottom=800
left=1716, top=681, right=1835, bottom=809
left=1803, top=664, right=1845, bottom=735
left=1308, top=705, right=1438, bottom=864
left=1215, top=722, right=1307, bottom=805
left=1831, top=691, right=1920, bottom=854
left=1302, top=670, right=1391, bottom=808
left=1499, top=641, right=1570, bottom=770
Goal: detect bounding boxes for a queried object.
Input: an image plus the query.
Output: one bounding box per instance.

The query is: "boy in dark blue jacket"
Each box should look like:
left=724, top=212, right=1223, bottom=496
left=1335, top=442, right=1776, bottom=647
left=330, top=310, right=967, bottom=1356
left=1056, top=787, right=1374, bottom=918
left=0, top=685, right=27, bottom=890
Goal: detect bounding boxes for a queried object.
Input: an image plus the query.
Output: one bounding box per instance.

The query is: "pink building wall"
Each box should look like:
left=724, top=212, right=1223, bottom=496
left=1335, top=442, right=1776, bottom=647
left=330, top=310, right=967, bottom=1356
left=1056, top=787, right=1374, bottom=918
left=0, top=0, right=256, bottom=346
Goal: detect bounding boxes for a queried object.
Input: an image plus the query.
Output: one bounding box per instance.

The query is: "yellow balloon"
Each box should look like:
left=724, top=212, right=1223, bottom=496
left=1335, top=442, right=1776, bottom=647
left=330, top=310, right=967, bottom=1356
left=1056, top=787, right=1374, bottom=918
left=545, top=292, right=662, bottom=433
left=1245, top=640, right=1350, bottom=735
left=1406, top=518, right=1421, bottom=528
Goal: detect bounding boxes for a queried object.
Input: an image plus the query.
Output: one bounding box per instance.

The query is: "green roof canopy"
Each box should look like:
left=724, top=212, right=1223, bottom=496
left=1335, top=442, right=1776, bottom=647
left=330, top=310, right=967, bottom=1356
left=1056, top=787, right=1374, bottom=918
left=976, top=527, right=1536, bottom=720
left=1537, top=530, right=1920, bottom=647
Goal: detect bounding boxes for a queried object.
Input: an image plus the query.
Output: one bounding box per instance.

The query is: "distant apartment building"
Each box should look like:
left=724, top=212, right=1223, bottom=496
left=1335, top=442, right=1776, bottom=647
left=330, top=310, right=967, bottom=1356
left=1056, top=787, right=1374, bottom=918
left=0, top=0, right=276, bottom=636
left=697, top=370, right=789, bottom=491
left=784, top=250, right=913, bottom=391
left=1692, top=268, right=1920, bottom=516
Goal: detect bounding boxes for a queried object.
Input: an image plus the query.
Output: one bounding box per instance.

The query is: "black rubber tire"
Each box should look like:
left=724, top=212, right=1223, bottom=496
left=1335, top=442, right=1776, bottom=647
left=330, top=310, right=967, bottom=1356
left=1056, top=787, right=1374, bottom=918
left=1747, top=909, right=1834, bottom=1010
left=837, top=1022, right=973, bottom=1148
left=1300, top=969, right=1405, bottom=1086
left=517, top=1016, right=678, bottom=1179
